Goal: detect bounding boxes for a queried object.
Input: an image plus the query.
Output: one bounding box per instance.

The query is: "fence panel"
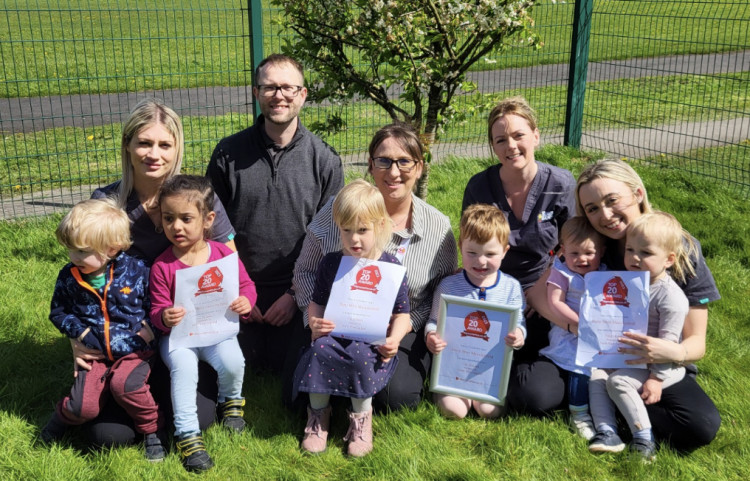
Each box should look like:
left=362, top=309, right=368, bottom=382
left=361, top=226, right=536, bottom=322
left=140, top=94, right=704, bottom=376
left=1, top=1, right=749, bottom=219
left=582, top=0, right=749, bottom=195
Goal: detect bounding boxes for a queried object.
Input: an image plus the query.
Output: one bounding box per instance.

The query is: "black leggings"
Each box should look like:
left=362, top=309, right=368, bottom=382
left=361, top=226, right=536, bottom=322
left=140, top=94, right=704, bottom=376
left=507, top=356, right=720, bottom=452
left=82, top=357, right=218, bottom=446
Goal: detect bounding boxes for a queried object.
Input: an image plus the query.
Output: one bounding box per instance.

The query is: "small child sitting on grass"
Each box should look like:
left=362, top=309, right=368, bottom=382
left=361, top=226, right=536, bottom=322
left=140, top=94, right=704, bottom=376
left=42, top=198, right=164, bottom=462
left=425, top=203, right=526, bottom=419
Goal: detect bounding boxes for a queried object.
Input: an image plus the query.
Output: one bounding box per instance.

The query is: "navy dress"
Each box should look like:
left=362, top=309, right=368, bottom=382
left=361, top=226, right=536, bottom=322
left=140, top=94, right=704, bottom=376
left=293, top=251, right=410, bottom=399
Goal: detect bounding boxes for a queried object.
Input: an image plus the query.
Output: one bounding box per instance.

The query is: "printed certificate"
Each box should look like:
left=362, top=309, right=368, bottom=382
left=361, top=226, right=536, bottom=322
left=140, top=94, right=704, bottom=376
left=576, top=271, right=650, bottom=369
left=429, top=295, right=519, bottom=405
left=169, top=253, right=240, bottom=352
left=324, top=256, right=406, bottom=345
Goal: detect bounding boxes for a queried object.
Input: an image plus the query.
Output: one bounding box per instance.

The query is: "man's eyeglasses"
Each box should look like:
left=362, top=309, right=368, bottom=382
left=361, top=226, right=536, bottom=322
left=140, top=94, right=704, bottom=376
left=371, top=157, right=418, bottom=172
left=256, top=85, right=304, bottom=98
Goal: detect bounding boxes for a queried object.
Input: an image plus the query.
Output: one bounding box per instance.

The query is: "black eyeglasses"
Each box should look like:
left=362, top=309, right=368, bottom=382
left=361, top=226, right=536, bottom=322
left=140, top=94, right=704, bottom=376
left=256, top=85, right=304, bottom=98
left=371, top=157, right=419, bottom=172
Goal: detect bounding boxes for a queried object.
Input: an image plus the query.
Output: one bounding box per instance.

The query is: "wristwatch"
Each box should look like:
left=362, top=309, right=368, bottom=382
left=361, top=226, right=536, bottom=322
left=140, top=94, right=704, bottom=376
left=286, top=287, right=296, bottom=301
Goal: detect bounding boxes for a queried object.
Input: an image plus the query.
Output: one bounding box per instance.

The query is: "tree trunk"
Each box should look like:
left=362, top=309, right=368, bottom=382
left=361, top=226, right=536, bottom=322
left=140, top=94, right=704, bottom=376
left=416, top=131, right=435, bottom=200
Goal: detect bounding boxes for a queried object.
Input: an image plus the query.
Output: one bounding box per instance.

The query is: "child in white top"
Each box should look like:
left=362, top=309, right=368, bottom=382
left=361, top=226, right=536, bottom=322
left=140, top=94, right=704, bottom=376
left=149, top=175, right=256, bottom=472
left=540, top=217, right=606, bottom=440
left=426, top=204, right=526, bottom=419
left=588, top=212, right=692, bottom=462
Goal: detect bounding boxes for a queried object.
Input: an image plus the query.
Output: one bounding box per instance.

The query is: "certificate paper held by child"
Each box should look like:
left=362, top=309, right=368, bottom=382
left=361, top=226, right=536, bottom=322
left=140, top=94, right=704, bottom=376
left=169, top=252, right=240, bottom=352
left=576, top=271, right=650, bottom=369
left=324, top=256, right=407, bottom=345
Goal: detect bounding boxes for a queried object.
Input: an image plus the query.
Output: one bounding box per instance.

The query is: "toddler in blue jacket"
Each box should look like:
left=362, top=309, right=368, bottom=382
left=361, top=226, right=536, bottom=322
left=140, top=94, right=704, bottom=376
left=41, top=198, right=164, bottom=462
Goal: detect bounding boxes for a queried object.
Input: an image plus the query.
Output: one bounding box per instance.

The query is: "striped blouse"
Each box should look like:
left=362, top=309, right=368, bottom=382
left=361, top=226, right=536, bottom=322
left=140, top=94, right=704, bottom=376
left=293, top=193, right=458, bottom=331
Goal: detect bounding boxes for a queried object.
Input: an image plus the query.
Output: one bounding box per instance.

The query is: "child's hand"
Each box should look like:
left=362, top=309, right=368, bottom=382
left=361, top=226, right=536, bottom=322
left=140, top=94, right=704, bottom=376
left=426, top=331, right=447, bottom=354
left=137, top=321, right=155, bottom=344
left=309, top=315, right=335, bottom=341
left=230, top=296, right=252, bottom=316
left=377, top=337, right=399, bottom=362
left=162, top=307, right=186, bottom=328
left=504, top=327, right=525, bottom=349
left=642, top=376, right=664, bottom=405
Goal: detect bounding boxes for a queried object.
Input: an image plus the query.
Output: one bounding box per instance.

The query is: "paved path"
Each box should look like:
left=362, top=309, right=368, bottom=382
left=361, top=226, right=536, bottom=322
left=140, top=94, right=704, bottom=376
left=1, top=51, right=747, bottom=134
left=4, top=115, right=747, bottom=220
left=2, top=50, right=748, bottom=218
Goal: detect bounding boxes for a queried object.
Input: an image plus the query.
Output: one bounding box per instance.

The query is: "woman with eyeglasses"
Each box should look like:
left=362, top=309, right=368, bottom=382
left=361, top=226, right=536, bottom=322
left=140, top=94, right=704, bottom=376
left=283, top=123, right=458, bottom=412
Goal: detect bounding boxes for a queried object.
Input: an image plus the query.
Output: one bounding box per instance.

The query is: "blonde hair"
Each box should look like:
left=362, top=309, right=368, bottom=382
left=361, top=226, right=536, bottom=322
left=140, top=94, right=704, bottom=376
left=459, top=204, right=510, bottom=248
left=626, top=211, right=697, bottom=283
left=56, top=198, right=132, bottom=257
left=118, top=99, right=184, bottom=208
left=487, top=96, right=538, bottom=146
left=560, top=216, right=605, bottom=250
left=575, top=158, right=652, bottom=217
left=332, top=180, right=391, bottom=259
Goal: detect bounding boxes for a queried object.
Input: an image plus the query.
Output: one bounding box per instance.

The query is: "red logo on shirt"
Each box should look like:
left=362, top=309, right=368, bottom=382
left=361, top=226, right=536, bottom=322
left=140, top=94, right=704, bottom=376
left=196, top=266, right=224, bottom=296
left=350, top=265, right=382, bottom=294
left=600, top=276, right=629, bottom=307
left=461, top=310, right=490, bottom=341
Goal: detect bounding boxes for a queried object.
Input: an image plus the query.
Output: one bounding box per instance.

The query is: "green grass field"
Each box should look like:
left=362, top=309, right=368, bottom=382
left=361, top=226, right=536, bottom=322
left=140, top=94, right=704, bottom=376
left=1, top=1, right=747, bottom=98
left=0, top=149, right=748, bottom=480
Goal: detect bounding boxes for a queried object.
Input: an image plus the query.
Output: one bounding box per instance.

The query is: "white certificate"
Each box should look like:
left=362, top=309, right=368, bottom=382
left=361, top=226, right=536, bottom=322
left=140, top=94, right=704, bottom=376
left=323, top=256, right=406, bottom=345
left=168, top=253, right=240, bottom=352
left=576, top=271, right=650, bottom=369
left=430, top=295, right=519, bottom=406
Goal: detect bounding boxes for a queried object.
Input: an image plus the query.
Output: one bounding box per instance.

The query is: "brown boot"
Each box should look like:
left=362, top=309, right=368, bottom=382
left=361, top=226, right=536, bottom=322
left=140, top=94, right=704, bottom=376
left=344, top=409, right=373, bottom=457
left=301, top=405, right=331, bottom=454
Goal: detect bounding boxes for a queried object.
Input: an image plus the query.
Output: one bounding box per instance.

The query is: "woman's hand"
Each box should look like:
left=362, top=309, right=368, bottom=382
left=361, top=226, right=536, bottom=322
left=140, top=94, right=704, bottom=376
left=426, top=331, right=446, bottom=354
left=230, top=296, right=252, bottom=316
left=69, top=338, right=104, bottom=377
left=641, top=377, right=664, bottom=405
left=162, top=306, right=186, bottom=328
left=309, top=315, right=335, bottom=341
left=618, top=331, right=683, bottom=365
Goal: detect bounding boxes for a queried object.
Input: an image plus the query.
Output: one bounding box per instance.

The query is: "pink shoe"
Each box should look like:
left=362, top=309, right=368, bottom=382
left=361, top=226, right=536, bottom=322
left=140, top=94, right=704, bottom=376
left=301, top=405, right=331, bottom=454
left=344, top=409, right=373, bottom=457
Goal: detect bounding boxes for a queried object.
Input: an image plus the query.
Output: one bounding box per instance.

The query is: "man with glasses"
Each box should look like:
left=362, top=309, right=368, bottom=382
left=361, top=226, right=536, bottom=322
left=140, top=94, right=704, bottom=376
left=207, top=53, right=343, bottom=376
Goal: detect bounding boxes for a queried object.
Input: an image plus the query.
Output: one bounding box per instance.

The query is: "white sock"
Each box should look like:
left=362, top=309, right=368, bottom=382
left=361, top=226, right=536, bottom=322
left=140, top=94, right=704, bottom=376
left=309, top=393, right=330, bottom=410
left=351, top=397, right=372, bottom=413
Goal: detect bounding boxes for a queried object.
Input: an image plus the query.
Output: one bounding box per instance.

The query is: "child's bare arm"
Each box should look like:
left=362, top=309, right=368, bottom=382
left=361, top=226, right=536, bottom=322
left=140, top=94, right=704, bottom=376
left=547, top=284, right=580, bottom=334
left=378, top=313, right=412, bottom=362
left=308, top=302, right=335, bottom=341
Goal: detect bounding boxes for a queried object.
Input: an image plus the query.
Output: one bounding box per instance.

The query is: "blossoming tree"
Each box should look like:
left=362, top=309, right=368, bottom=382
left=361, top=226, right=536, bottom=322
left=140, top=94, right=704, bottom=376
left=271, top=0, right=538, bottom=197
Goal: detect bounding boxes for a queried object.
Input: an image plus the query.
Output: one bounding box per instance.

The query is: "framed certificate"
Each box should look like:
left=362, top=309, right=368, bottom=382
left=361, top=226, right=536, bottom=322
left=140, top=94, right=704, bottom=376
left=429, top=294, right=519, bottom=405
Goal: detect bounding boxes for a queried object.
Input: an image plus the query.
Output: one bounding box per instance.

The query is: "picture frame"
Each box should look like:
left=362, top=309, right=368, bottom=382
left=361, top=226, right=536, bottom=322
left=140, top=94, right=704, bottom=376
left=429, top=294, right=520, bottom=406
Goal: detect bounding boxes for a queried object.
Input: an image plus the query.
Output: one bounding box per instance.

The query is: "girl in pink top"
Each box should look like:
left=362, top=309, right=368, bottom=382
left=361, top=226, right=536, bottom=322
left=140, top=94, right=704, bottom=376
left=149, top=175, right=256, bottom=472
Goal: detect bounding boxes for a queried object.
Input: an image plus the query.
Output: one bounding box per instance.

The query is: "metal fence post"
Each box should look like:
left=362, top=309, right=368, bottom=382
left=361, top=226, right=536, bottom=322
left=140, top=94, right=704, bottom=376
left=564, top=0, right=593, bottom=148
left=249, top=0, right=264, bottom=121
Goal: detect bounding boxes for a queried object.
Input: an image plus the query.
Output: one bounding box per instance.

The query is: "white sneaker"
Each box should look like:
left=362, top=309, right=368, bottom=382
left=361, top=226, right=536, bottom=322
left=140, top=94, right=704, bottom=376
left=570, top=411, right=596, bottom=441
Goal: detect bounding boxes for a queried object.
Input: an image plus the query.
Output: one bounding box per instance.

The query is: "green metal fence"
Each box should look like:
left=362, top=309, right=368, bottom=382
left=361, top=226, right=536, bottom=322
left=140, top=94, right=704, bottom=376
left=1, top=0, right=748, bottom=219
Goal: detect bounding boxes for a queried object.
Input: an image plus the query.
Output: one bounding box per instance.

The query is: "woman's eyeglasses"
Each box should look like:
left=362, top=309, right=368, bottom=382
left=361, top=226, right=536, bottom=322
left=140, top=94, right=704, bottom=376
left=256, top=85, right=304, bottom=98
left=371, top=157, right=418, bottom=172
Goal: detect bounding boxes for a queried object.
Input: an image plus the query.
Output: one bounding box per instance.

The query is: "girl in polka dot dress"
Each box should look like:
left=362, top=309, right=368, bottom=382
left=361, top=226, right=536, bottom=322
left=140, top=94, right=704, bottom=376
left=292, top=179, right=410, bottom=457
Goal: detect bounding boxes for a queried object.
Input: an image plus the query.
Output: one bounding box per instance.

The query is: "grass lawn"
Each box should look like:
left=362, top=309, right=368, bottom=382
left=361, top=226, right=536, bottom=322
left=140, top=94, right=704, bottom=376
left=1, top=1, right=748, bottom=98
left=0, top=148, right=748, bottom=480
